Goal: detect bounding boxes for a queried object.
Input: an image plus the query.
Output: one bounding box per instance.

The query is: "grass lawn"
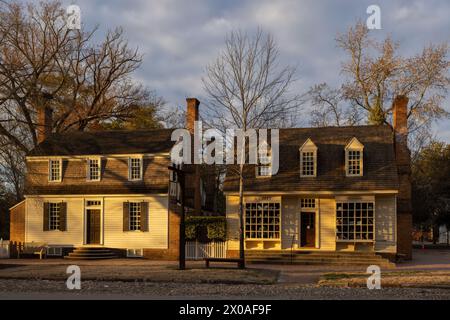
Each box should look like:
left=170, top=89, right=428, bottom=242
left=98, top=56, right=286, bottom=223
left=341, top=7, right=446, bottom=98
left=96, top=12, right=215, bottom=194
left=0, top=262, right=279, bottom=285
left=319, top=270, right=450, bottom=288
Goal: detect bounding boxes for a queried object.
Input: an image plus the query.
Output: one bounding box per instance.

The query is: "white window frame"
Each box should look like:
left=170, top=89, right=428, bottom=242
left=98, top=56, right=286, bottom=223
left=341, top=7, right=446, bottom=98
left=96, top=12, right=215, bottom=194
left=128, top=157, right=143, bottom=181
left=244, top=201, right=281, bottom=239
left=48, top=158, right=62, bottom=182
left=300, top=138, right=317, bottom=177
left=336, top=200, right=375, bottom=242
left=126, top=248, right=144, bottom=257
left=256, top=142, right=272, bottom=177
left=345, top=137, right=364, bottom=177
left=47, top=247, right=63, bottom=256
left=169, top=163, right=181, bottom=202
left=128, top=202, right=142, bottom=231
left=86, top=157, right=101, bottom=181
left=48, top=202, right=61, bottom=231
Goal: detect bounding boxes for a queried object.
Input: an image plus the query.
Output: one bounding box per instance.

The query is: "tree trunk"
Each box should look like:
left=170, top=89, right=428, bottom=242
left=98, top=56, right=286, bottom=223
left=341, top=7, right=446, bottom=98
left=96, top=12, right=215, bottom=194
left=432, top=224, right=439, bottom=244
left=238, top=163, right=245, bottom=269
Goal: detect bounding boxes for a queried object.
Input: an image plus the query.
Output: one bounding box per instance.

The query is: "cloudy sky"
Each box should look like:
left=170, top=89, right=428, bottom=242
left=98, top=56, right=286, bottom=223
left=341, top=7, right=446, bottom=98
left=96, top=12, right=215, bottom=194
left=63, top=0, right=449, bottom=141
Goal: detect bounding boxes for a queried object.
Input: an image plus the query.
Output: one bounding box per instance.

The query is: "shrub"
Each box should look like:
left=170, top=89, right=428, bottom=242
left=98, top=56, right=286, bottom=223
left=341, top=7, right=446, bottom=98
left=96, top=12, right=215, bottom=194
left=185, top=216, right=226, bottom=242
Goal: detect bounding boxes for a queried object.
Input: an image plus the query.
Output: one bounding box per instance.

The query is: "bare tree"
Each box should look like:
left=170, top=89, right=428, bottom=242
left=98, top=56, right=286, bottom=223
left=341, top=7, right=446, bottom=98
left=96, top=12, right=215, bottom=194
left=0, top=142, right=25, bottom=201
left=0, top=1, right=151, bottom=152
left=308, top=83, right=362, bottom=127
left=0, top=1, right=158, bottom=200
left=203, top=29, right=303, bottom=268
left=309, top=21, right=449, bottom=137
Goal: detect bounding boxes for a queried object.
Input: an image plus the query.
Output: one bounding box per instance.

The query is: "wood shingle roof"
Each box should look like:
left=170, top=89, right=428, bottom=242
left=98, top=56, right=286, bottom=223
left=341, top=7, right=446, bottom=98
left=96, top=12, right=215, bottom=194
left=223, top=125, right=399, bottom=192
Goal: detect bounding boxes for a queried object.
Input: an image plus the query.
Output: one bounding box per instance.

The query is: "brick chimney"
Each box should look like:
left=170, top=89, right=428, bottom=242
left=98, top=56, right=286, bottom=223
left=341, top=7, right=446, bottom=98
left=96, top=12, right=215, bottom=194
left=184, top=98, right=202, bottom=216
left=392, top=95, right=412, bottom=260
left=186, top=98, right=200, bottom=134
left=37, top=105, right=53, bottom=144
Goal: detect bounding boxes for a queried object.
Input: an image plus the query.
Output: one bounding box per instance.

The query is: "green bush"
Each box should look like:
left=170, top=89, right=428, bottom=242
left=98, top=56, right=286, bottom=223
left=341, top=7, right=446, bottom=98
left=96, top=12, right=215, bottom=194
left=185, top=216, right=226, bottom=242
left=185, top=224, right=197, bottom=240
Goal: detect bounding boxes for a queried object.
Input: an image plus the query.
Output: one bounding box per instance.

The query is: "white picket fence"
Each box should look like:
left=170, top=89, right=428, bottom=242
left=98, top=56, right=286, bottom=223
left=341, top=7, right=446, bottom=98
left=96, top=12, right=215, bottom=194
left=186, top=241, right=227, bottom=260
left=0, top=240, right=9, bottom=258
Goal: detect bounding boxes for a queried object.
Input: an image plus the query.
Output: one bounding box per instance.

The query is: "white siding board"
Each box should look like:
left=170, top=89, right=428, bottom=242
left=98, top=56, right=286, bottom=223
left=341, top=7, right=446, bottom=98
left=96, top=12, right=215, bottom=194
left=319, top=198, right=336, bottom=251
left=281, top=196, right=297, bottom=249
left=226, top=196, right=240, bottom=250
left=24, top=195, right=169, bottom=249
left=375, top=195, right=396, bottom=253
left=103, top=196, right=168, bottom=249
left=25, top=197, right=84, bottom=246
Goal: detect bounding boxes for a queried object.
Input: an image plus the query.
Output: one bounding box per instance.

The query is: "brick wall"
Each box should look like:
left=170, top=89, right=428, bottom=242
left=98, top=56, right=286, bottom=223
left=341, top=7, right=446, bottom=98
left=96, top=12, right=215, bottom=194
left=143, top=200, right=181, bottom=260
left=25, top=156, right=170, bottom=194
left=10, top=201, right=25, bottom=243
left=393, top=95, right=413, bottom=259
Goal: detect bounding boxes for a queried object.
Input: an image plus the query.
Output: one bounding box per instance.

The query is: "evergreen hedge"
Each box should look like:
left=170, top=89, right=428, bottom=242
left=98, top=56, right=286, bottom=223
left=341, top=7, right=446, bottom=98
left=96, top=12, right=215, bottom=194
left=185, top=216, right=226, bottom=242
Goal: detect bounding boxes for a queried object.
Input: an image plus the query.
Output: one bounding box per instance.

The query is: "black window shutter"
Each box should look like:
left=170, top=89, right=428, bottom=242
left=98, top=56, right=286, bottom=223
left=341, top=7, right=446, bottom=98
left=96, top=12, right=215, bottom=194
left=123, top=202, right=129, bottom=231
left=43, top=202, right=49, bottom=231
left=140, top=202, right=149, bottom=232
left=59, top=202, right=67, bottom=231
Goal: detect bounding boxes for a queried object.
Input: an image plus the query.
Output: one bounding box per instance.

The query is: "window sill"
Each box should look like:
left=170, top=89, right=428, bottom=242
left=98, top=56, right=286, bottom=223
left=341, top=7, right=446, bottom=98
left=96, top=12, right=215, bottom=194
left=336, top=240, right=374, bottom=243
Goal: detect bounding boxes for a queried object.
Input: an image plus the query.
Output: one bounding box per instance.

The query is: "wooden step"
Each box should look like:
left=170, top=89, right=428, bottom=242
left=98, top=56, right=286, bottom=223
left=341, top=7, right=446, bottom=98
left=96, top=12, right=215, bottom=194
left=64, top=247, right=117, bottom=260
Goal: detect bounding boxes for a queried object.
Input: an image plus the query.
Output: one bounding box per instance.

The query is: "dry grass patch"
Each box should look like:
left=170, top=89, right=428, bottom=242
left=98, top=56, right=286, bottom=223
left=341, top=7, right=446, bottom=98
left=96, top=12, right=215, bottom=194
left=0, top=264, right=279, bottom=285
left=319, top=271, right=450, bottom=288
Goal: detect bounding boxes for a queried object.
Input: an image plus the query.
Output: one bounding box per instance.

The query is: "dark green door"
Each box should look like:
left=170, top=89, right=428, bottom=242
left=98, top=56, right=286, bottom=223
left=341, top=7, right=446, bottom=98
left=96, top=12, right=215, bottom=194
left=87, top=209, right=101, bottom=244
left=300, top=212, right=315, bottom=247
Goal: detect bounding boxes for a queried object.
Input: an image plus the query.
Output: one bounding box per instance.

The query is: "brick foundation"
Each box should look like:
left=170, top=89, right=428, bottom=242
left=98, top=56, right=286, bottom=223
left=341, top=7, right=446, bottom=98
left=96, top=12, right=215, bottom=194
left=397, top=213, right=413, bottom=259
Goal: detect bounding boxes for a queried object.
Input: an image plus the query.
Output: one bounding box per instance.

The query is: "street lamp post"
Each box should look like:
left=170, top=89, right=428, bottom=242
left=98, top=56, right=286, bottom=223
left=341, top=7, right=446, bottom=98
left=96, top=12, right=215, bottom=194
left=168, top=165, right=186, bottom=270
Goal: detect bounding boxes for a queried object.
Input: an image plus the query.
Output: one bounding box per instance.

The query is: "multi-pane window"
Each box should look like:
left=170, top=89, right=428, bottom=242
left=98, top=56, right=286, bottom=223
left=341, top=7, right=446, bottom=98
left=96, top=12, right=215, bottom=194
left=245, top=202, right=280, bottom=239
left=86, top=200, right=101, bottom=206
left=257, top=149, right=272, bottom=177
left=129, top=202, right=141, bottom=231
left=257, top=165, right=272, bottom=177
left=49, top=159, right=61, bottom=182
left=169, top=163, right=181, bottom=201
left=87, top=159, right=101, bottom=181
left=49, top=202, right=61, bottom=230
left=347, top=150, right=362, bottom=175
left=301, top=151, right=315, bottom=176
left=129, top=158, right=142, bottom=180
left=336, top=202, right=374, bottom=241
left=301, top=198, right=316, bottom=208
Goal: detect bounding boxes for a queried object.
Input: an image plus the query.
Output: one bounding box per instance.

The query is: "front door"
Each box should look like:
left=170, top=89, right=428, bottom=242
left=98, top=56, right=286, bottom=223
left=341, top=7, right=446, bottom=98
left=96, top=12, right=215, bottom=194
left=300, top=212, right=315, bottom=247
left=86, top=209, right=101, bottom=244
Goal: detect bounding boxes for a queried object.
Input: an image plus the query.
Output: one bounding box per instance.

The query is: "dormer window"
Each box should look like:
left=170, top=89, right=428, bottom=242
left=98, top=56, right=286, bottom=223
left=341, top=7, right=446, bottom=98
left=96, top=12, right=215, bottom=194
left=48, top=159, right=62, bottom=182
left=87, top=158, right=101, bottom=181
left=345, top=137, right=364, bottom=177
left=128, top=157, right=143, bottom=181
left=256, top=141, right=272, bottom=177
left=300, top=138, right=317, bottom=177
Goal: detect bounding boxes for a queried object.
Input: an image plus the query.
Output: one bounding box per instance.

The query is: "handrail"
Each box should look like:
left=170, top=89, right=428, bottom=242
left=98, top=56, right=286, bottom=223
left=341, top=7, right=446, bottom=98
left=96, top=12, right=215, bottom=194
left=290, top=234, right=296, bottom=264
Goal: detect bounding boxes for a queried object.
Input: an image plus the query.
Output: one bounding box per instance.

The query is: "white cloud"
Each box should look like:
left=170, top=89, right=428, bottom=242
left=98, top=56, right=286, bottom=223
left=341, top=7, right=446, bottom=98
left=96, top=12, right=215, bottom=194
left=61, top=0, right=449, bottom=141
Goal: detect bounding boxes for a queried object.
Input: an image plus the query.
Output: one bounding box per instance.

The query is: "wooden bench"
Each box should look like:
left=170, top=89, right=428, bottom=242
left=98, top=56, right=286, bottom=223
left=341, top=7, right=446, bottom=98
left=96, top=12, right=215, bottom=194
left=204, top=257, right=243, bottom=268
left=396, top=253, right=407, bottom=263
left=18, top=243, right=48, bottom=259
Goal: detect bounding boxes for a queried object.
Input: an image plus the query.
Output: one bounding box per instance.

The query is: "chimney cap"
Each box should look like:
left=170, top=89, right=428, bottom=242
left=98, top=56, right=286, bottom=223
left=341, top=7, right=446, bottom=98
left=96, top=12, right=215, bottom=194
left=186, top=97, right=200, bottom=106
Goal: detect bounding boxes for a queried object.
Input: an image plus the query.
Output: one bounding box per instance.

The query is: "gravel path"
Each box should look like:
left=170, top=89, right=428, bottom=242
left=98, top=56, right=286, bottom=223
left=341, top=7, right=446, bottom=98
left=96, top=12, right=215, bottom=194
left=0, top=279, right=450, bottom=300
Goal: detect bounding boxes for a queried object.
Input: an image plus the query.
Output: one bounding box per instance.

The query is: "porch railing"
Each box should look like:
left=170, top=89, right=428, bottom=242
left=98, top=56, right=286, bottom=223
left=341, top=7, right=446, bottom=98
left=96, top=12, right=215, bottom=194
left=0, top=240, right=10, bottom=259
